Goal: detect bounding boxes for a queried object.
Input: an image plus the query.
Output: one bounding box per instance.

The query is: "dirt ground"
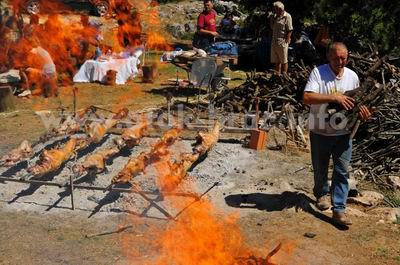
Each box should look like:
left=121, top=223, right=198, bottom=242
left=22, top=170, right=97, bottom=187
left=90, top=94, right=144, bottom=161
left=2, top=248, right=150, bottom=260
left=0, top=8, right=399, bottom=265
left=1, top=68, right=400, bottom=265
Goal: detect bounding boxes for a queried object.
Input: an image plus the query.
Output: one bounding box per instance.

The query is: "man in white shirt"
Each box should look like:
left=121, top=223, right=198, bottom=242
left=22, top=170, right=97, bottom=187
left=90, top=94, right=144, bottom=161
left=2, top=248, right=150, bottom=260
left=20, top=44, right=58, bottom=97
left=303, top=42, right=371, bottom=226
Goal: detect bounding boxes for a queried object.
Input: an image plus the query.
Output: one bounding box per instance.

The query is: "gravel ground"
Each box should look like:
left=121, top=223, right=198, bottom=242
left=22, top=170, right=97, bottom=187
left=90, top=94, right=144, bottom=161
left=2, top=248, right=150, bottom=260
left=0, top=133, right=312, bottom=219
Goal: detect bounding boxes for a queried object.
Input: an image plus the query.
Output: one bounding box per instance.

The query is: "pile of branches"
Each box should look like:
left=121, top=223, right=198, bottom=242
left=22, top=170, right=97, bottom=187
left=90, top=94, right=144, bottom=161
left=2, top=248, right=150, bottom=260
left=214, top=48, right=400, bottom=197
left=350, top=52, right=400, bottom=198
left=214, top=64, right=312, bottom=114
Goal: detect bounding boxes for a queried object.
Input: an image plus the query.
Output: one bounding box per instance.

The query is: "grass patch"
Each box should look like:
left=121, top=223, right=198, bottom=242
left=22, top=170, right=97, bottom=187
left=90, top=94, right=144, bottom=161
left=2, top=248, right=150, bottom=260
left=384, top=192, right=400, bottom=208
left=179, top=32, right=195, bottom=41
left=375, top=246, right=389, bottom=258
left=353, top=231, right=376, bottom=244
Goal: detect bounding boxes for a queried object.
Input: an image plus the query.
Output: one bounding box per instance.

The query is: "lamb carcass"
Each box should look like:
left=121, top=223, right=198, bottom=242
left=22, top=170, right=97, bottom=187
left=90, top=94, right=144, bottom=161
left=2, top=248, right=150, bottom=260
left=111, top=152, right=149, bottom=184
left=73, top=146, right=120, bottom=175
left=0, top=140, right=33, bottom=167
left=27, top=137, right=78, bottom=176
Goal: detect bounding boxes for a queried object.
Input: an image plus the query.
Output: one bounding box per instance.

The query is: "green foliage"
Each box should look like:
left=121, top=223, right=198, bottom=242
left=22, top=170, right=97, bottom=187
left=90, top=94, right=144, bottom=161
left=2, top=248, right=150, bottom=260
left=237, top=0, right=400, bottom=53
left=179, top=32, right=195, bottom=41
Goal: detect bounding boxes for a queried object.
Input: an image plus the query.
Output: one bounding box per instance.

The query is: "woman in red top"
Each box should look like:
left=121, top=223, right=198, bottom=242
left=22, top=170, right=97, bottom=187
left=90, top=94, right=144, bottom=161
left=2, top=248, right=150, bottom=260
left=193, top=0, right=219, bottom=50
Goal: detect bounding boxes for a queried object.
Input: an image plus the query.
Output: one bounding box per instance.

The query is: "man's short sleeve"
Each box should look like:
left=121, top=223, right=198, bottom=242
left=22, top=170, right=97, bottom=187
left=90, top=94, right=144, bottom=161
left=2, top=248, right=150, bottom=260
left=304, top=68, right=320, bottom=93
left=286, top=13, right=293, bottom=31
left=197, top=14, right=205, bottom=30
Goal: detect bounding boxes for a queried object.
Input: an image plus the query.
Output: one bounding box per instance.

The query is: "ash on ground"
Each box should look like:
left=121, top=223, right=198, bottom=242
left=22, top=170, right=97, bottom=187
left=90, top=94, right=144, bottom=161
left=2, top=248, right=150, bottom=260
left=0, top=136, right=312, bottom=219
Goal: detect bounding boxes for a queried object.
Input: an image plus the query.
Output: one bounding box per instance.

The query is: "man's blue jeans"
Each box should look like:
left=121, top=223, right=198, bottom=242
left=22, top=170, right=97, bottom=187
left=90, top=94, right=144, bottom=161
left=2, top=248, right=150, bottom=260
left=310, top=132, right=352, bottom=213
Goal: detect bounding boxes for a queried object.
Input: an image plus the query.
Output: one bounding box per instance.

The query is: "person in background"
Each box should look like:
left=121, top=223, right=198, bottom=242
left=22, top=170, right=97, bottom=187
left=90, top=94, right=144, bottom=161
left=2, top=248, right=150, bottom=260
left=314, top=21, right=332, bottom=59
left=292, top=30, right=316, bottom=66
left=193, top=0, right=218, bottom=50
left=19, top=39, right=57, bottom=97
left=303, top=42, right=372, bottom=226
left=269, top=1, right=293, bottom=75
left=219, top=12, right=236, bottom=35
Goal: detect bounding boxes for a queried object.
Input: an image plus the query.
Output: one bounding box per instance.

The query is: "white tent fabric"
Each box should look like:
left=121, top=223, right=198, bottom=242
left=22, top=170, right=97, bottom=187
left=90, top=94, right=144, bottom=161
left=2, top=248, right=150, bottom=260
left=73, top=56, right=140, bottom=85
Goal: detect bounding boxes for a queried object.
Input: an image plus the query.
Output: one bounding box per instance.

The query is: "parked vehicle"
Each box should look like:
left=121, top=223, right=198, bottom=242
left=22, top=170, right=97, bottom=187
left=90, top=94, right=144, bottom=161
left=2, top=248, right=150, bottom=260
left=23, top=0, right=110, bottom=17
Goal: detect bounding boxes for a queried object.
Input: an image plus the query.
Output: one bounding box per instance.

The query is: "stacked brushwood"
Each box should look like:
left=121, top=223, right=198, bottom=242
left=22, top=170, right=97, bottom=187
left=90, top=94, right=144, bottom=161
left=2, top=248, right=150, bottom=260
left=349, top=52, right=400, bottom=199
left=214, top=50, right=400, bottom=199
left=214, top=64, right=312, bottom=114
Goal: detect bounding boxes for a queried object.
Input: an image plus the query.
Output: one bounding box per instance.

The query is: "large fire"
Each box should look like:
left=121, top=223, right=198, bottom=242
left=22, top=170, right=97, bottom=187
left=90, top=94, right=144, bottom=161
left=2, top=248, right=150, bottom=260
left=121, top=123, right=291, bottom=264
left=1, top=0, right=171, bottom=97
left=122, top=185, right=288, bottom=265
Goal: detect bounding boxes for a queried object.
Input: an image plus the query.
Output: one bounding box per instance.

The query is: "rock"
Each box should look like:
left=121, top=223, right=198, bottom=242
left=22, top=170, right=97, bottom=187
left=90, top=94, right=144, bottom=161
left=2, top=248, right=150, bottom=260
left=187, top=8, right=199, bottom=14
left=184, top=23, right=196, bottom=33
left=388, top=176, right=400, bottom=190
left=347, top=191, right=384, bottom=206
left=166, top=23, right=185, bottom=38
left=158, top=10, right=171, bottom=19
left=185, top=13, right=194, bottom=20
left=304, top=232, right=316, bottom=238
left=213, top=4, right=225, bottom=14
left=267, top=126, right=287, bottom=150
left=369, top=207, right=400, bottom=223
left=214, top=1, right=239, bottom=14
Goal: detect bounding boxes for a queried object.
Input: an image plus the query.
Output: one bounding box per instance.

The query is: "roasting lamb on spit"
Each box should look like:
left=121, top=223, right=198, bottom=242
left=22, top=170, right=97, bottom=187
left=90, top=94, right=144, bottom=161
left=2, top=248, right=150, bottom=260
left=40, top=106, right=96, bottom=141
left=149, top=128, right=181, bottom=158
left=193, top=121, right=221, bottom=155
left=158, top=121, right=221, bottom=192
left=73, top=146, right=120, bottom=175
left=86, top=108, right=128, bottom=143
left=114, top=120, right=149, bottom=148
left=160, top=128, right=181, bottom=145
left=111, top=152, right=149, bottom=184
left=0, top=140, right=33, bottom=167
left=27, top=137, right=81, bottom=176
left=111, top=128, right=181, bottom=185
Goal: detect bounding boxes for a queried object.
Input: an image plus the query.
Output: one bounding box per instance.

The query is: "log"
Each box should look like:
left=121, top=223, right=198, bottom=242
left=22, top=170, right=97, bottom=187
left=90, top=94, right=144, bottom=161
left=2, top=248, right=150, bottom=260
left=0, top=85, right=14, bottom=112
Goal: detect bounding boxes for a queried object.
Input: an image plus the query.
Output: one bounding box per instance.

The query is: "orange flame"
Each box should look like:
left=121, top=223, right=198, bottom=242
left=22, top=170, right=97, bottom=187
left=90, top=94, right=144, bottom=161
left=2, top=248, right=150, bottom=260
left=120, top=123, right=299, bottom=264
left=155, top=200, right=245, bottom=265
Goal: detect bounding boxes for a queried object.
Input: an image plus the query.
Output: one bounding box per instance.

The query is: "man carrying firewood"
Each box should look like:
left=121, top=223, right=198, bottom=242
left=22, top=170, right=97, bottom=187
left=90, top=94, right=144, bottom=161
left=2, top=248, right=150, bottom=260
left=303, top=42, right=371, bottom=226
